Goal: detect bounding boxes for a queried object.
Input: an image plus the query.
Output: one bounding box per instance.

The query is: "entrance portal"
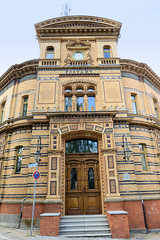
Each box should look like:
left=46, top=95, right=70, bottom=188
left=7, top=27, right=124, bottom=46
left=65, top=139, right=101, bottom=215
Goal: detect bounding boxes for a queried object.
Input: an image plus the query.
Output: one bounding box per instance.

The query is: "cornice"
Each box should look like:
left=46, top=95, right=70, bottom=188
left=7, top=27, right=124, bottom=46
left=0, top=58, right=160, bottom=94
left=44, top=111, right=117, bottom=119
left=36, top=28, right=120, bottom=38
left=120, top=59, right=160, bottom=91
left=0, top=60, right=38, bottom=91
left=35, top=15, right=122, bottom=39
left=35, top=15, right=122, bottom=29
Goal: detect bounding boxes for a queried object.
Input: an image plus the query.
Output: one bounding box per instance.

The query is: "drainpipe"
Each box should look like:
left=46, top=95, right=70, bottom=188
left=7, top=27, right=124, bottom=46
left=139, top=195, right=148, bottom=232
left=18, top=197, right=27, bottom=228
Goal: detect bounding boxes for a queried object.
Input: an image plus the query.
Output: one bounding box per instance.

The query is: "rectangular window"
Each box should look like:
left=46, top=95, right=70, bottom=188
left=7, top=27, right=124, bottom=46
left=88, top=96, right=95, bottom=111
left=139, top=144, right=147, bottom=170
left=104, top=47, right=111, bottom=58
left=153, top=99, right=159, bottom=119
left=0, top=102, right=5, bottom=122
left=65, top=96, right=72, bottom=111
left=22, top=96, right=28, bottom=117
left=77, top=96, right=83, bottom=111
left=47, top=47, right=54, bottom=59
left=131, top=94, right=138, bottom=114
left=15, top=146, right=23, bottom=173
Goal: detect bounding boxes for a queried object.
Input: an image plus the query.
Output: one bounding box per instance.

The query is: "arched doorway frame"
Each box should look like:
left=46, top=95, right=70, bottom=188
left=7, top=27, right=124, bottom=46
left=60, top=130, right=105, bottom=216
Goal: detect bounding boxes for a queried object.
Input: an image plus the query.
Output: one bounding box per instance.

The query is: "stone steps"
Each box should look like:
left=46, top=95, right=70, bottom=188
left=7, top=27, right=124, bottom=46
left=59, top=214, right=112, bottom=237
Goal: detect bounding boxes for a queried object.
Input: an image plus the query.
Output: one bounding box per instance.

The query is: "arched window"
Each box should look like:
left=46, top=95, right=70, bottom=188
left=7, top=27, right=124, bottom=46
left=104, top=46, right=111, bottom=58
left=46, top=47, right=54, bottom=59
left=88, top=96, right=95, bottom=111
left=77, top=96, right=83, bottom=111
left=0, top=101, right=5, bottom=123
left=153, top=99, right=159, bottom=119
left=88, top=168, right=95, bottom=189
left=65, top=87, right=72, bottom=92
left=131, top=94, right=138, bottom=114
left=139, top=144, right=147, bottom=171
left=66, top=139, right=98, bottom=153
left=76, top=87, right=83, bottom=92
left=71, top=168, right=77, bottom=190
left=64, top=83, right=96, bottom=112
left=22, top=96, right=28, bottom=117
left=15, top=146, right=23, bottom=173
left=87, top=88, right=94, bottom=92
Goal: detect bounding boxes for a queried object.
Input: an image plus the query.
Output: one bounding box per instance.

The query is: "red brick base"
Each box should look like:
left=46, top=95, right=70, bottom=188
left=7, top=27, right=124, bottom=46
left=107, top=211, right=130, bottom=239
left=105, top=199, right=160, bottom=232
left=40, top=213, right=61, bottom=236
left=1, top=199, right=160, bottom=237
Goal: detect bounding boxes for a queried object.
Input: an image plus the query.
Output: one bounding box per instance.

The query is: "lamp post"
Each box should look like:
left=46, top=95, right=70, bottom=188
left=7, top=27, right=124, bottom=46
left=122, top=134, right=132, bottom=161
left=31, top=136, right=42, bottom=236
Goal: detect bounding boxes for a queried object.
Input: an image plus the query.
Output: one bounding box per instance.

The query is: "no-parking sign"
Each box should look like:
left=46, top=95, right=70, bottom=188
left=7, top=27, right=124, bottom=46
left=33, top=171, right=40, bottom=180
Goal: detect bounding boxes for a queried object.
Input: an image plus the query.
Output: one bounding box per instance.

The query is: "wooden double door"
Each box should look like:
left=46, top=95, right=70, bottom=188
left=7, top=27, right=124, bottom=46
left=65, top=153, right=101, bottom=215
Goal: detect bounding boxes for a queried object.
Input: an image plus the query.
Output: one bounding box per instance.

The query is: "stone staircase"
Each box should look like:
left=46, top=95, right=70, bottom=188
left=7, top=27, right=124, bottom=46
left=59, top=214, right=112, bottom=237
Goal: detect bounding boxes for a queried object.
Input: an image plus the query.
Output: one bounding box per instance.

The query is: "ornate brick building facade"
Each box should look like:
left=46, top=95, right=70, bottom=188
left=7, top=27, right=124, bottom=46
left=0, top=16, right=160, bottom=237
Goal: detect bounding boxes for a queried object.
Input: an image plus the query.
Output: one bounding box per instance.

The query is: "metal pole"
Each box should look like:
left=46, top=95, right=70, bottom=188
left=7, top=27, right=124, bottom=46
left=31, top=136, right=41, bottom=236
left=31, top=164, right=38, bottom=236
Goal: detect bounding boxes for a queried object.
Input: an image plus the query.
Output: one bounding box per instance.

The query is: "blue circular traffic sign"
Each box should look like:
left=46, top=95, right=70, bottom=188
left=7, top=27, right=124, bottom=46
left=33, top=171, right=40, bottom=179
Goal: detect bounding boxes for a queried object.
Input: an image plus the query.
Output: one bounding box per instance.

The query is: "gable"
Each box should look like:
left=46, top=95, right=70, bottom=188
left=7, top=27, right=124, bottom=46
left=35, top=15, right=122, bottom=30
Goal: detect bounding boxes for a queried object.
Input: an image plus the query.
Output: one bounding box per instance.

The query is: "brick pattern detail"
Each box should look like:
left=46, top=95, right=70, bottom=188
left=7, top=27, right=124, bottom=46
left=123, top=201, right=145, bottom=229
left=0, top=203, right=21, bottom=214
left=40, top=215, right=60, bottom=236
left=105, top=202, right=123, bottom=211
left=144, top=199, right=160, bottom=229
left=22, top=204, right=44, bottom=218
left=43, top=204, right=61, bottom=213
left=107, top=212, right=130, bottom=239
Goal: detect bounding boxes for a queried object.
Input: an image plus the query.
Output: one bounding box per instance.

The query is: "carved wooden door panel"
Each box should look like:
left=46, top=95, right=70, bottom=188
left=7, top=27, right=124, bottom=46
left=66, top=155, right=101, bottom=215
left=83, top=160, right=101, bottom=214
left=66, top=160, right=83, bottom=215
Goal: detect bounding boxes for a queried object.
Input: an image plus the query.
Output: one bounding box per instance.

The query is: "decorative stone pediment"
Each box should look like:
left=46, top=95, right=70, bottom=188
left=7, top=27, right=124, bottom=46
left=42, top=22, right=111, bottom=29
left=35, top=15, right=122, bottom=39
left=66, top=39, right=91, bottom=50
left=64, top=39, right=93, bottom=66
left=35, top=15, right=122, bottom=29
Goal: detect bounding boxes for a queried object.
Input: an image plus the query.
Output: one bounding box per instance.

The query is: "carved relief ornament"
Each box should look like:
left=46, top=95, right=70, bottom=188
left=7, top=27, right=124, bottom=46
left=64, top=39, right=93, bottom=66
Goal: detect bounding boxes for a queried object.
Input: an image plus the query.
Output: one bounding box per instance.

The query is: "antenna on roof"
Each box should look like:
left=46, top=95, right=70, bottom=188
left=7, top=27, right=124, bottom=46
left=61, top=0, right=71, bottom=16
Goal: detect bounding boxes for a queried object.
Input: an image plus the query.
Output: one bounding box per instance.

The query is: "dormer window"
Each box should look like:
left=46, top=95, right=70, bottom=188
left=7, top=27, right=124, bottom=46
left=104, top=46, right=111, bottom=58
left=46, top=47, right=54, bottom=59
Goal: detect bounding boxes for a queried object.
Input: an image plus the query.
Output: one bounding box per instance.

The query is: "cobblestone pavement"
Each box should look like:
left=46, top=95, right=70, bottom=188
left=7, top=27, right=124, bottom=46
left=0, top=226, right=160, bottom=240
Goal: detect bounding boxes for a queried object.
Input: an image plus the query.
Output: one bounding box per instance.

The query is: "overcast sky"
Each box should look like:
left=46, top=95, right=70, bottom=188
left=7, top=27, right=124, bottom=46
left=0, top=0, right=160, bottom=77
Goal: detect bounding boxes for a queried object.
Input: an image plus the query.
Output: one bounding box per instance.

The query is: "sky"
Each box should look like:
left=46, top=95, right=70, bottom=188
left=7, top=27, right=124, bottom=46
left=0, top=0, right=160, bottom=77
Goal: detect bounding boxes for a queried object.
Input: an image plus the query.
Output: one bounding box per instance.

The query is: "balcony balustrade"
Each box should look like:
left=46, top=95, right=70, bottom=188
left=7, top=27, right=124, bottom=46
left=98, top=58, right=119, bottom=65
left=39, top=59, right=60, bottom=66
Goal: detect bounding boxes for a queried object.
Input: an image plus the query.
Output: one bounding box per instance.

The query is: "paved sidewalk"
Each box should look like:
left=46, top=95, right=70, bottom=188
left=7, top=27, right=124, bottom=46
left=0, top=226, right=160, bottom=240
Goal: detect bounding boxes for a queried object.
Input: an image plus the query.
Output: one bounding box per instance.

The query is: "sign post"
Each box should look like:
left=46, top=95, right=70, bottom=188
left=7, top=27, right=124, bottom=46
left=31, top=167, right=39, bottom=236
left=30, top=136, right=41, bottom=236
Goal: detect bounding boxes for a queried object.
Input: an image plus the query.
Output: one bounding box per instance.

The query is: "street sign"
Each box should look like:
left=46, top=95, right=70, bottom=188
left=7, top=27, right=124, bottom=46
left=28, top=163, right=38, bottom=168
left=33, top=171, right=40, bottom=180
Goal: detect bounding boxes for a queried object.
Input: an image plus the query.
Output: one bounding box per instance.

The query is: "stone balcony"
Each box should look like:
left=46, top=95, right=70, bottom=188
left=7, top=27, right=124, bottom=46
left=98, top=58, right=120, bottom=65
left=39, top=59, right=61, bottom=66
left=38, top=58, right=120, bottom=68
